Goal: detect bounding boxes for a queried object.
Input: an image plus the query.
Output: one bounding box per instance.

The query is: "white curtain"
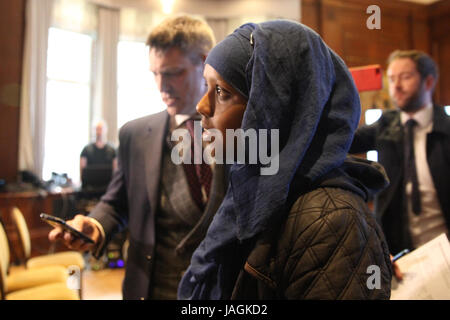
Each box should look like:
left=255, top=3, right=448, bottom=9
left=18, top=0, right=54, bottom=178
left=92, top=7, right=120, bottom=145
left=119, top=8, right=165, bottom=42
left=52, top=0, right=97, bottom=33
left=205, top=18, right=229, bottom=43
left=17, top=0, right=301, bottom=178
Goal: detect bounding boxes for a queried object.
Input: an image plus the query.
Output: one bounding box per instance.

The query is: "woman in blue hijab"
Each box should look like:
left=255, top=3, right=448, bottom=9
left=178, top=20, right=392, bottom=299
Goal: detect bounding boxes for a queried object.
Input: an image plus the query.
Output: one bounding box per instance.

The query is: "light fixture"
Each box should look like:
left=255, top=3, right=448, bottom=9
left=160, top=0, right=175, bottom=14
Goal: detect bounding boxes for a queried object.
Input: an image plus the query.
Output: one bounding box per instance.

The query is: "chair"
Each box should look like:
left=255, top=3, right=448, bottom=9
left=0, top=259, right=79, bottom=300
left=0, top=221, right=78, bottom=299
left=11, top=207, right=85, bottom=270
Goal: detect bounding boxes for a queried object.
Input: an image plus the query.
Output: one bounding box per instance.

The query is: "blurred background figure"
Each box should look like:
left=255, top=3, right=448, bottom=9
left=350, top=50, right=450, bottom=260
left=79, top=120, right=117, bottom=195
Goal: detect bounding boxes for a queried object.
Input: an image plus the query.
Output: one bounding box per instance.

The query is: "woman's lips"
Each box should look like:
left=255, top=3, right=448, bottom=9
left=201, top=120, right=211, bottom=131
left=201, top=121, right=214, bottom=140
left=202, top=128, right=213, bottom=140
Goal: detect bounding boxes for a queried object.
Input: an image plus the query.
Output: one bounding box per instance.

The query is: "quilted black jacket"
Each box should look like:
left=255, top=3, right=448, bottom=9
left=230, top=159, right=392, bottom=299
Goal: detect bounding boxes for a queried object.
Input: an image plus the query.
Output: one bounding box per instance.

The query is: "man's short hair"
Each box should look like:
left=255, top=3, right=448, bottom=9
left=387, top=50, right=439, bottom=84
left=146, top=15, right=216, bottom=64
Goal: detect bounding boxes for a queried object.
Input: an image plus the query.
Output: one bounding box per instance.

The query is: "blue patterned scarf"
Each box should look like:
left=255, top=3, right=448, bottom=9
left=178, top=20, right=361, bottom=299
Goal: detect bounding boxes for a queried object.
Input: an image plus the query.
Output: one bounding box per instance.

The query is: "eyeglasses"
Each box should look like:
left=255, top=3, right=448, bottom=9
left=387, top=71, right=419, bottom=84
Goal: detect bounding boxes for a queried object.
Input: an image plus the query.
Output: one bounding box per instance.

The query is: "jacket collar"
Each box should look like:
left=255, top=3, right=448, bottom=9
left=431, top=104, right=450, bottom=136
left=382, top=104, right=450, bottom=141
left=400, top=102, right=433, bottom=129
left=144, top=111, right=169, bottom=218
left=379, top=111, right=403, bottom=144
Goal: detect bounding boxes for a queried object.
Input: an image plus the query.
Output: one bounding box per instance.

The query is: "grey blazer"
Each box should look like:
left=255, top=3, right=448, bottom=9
left=89, top=110, right=227, bottom=300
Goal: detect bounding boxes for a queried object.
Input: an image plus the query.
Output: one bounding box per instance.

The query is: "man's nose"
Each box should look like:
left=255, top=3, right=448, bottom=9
left=394, top=76, right=404, bottom=88
left=390, top=77, right=402, bottom=92
left=196, top=94, right=212, bottom=117
left=154, top=74, right=170, bottom=93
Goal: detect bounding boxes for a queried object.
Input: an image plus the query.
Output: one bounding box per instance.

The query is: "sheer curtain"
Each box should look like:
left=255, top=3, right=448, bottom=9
left=92, top=7, right=120, bottom=145
left=18, top=0, right=54, bottom=178
left=116, top=8, right=166, bottom=132
left=205, top=18, right=229, bottom=43
left=18, top=0, right=300, bottom=180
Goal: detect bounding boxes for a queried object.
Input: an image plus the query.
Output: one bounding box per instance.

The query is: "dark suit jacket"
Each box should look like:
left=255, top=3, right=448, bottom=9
left=349, top=105, right=450, bottom=254
left=89, top=110, right=227, bottom=300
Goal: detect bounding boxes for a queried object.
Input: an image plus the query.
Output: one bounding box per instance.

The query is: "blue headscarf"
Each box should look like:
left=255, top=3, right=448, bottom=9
left=178, top=20, right=361, bottom=299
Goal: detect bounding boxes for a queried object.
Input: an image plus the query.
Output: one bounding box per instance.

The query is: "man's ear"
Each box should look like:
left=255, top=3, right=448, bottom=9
left=424, top=74, right=436, bottom=91
left=191, top=53, right=207, bottom=70
left=195, top=54, right=208, bottom=73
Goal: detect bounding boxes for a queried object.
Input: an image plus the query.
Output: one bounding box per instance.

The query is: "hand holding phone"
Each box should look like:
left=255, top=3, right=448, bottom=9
left=41, top=213, right=95, bottom=244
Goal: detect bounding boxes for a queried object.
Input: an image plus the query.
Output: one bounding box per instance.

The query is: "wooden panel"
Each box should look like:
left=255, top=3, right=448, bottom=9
left=0, top=191, right=73, bottom=264
left=0, top=0, right=25, bottom=183
left=434, top=39, right=450, bottom=106
left=319, top=0, right=429, bottom=68
left=301, top=0, right=322, bottom=33
left=429, top=0, right=450, bottom=106
left=300, top=0, right=450, bottom=115
left=0, top=106, right=20, bottom=182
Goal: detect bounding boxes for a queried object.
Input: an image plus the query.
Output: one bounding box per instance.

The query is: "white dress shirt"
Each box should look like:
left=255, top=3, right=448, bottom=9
left=401, top=103, right=448, bottom=248
left=172, top=113, right=200, bottom=130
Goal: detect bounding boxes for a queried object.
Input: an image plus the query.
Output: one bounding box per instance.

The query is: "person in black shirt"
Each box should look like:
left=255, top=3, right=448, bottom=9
left=80, top=120, right=117, bottom=191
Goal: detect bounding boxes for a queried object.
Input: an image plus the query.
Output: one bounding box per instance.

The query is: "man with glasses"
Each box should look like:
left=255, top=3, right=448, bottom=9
left=350, top=50, right=450, bottom=277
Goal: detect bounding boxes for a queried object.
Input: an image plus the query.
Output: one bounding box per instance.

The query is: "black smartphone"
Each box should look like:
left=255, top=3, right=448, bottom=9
left=40, top=213, right=95, bottom=244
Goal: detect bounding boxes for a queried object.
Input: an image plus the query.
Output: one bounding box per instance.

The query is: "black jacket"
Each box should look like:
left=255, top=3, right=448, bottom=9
left=230, top=158, right=392, bottom=299
left=349, top=105, right=450, bottom=254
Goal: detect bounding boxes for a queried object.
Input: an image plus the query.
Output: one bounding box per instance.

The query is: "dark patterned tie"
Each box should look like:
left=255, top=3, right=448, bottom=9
left=404, top=119, right=421, bottom=215
left=183, top=119, right=212, bottom=210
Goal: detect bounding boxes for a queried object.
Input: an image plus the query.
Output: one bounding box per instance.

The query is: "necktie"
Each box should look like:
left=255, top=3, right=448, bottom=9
left=404, top=119, right=421, bottom=215
left=183, top=119, right=212, bottom=210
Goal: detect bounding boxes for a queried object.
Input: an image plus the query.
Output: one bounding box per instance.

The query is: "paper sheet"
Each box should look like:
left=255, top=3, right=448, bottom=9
left=390, top=233, right=450, bottom=300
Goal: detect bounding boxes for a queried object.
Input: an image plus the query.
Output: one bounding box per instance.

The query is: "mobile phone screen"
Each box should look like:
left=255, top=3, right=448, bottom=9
left=40, top=213, right=95, bottom=244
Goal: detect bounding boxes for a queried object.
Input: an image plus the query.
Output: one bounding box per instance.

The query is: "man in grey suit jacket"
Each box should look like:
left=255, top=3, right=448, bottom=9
left=49, top=15, right=226, bottom=300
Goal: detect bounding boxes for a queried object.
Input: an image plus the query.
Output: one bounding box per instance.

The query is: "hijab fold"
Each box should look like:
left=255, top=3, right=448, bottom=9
left=178, top=20, right=361, bottom=299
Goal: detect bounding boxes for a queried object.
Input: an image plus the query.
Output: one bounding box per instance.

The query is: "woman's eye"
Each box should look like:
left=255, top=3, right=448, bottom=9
left=215, top=85, right=229, bottom=99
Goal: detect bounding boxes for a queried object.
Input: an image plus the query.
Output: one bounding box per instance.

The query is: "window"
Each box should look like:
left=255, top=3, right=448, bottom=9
left=117, top=40, right=166, bottom=130
left=365, top=109, right=382, bottom=125
left=42, top=28, right=93, bottom=185
left=364, top=109, right=382, bottom=162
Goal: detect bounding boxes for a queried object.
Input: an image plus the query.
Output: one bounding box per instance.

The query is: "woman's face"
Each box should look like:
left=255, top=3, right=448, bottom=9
left=197, top=64, right=247, bottom=145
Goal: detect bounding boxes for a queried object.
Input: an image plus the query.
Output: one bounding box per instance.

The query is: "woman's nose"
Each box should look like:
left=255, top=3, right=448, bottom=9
left=196, top=93, right=212, bottom=117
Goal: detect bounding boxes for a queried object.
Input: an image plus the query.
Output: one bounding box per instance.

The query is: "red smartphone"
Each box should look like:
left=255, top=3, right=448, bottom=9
left=40, top=213, right=94, bottom=244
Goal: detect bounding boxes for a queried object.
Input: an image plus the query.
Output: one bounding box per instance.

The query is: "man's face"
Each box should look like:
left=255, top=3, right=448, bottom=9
left=387, top=58, right=427, bottom=113
left=149, top=47, right=205, bottom=116
left=95, top=123, right=106, bottom=142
